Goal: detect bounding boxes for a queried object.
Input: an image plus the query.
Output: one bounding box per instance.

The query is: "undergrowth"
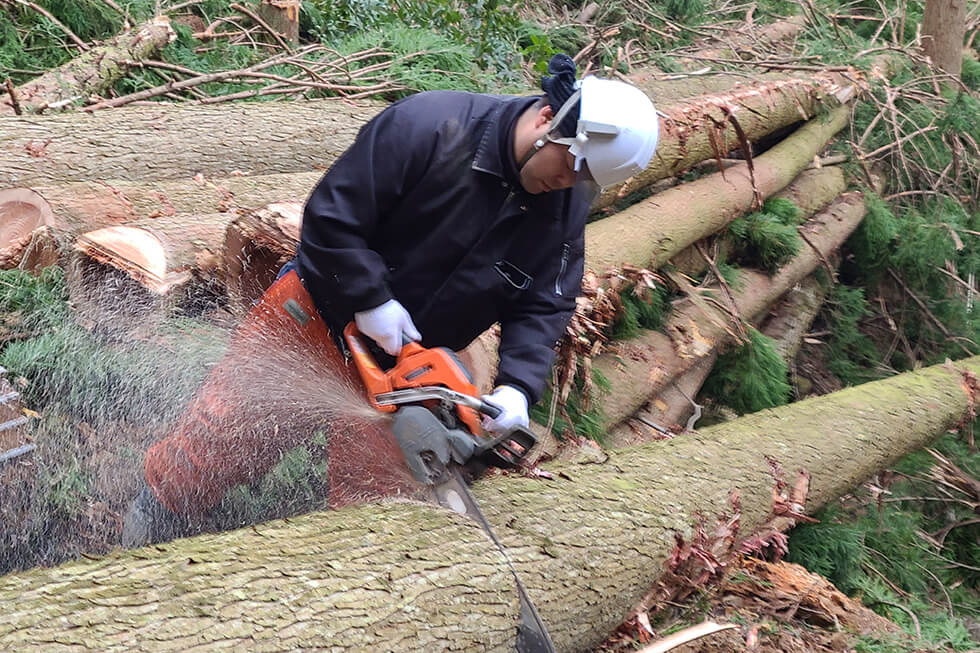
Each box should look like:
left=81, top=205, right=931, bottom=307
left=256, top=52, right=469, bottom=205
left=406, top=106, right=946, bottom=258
left=787, top=432, right=980, bottom=651
left=700, top=327, right=792, bottom=415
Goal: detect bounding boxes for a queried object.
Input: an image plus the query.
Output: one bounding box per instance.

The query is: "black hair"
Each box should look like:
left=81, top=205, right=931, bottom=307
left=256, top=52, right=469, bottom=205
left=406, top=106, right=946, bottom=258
left=540, top=53, right=579, bottom=138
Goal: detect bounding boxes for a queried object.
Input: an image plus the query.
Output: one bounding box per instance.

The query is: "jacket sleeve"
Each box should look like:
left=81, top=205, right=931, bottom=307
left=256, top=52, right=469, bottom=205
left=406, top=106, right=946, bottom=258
left=297, top=101, right=435, bottom=318
left=494, top=211, right=587, bottom=405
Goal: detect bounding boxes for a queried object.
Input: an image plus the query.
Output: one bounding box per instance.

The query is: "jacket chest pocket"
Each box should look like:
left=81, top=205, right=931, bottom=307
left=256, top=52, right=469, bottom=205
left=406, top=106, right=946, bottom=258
left=494, top=259, right=532, bottom=291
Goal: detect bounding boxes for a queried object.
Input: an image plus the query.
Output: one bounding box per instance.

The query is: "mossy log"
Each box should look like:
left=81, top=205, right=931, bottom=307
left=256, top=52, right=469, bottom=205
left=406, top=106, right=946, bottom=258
left=0, top=172, right=319, bottom=270
left=4, top=17, right=176, bottom=116
left=0, top=357, right=977, bottom=651
left=586, top=105, right=851, bottom=272
left=595, top=191, right=867, bottom=432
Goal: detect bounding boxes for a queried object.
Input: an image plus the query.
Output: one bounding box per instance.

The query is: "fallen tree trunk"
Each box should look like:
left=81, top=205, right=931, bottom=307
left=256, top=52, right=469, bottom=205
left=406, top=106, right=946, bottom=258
left=612, top=273, right=831, bottom=445
left=0, top=356, right=976, bottom=650
left=593, top=73, right=855, bottom=210
left=0, top=99, right=384, bottom=186
left=0, top=172, right=320, bottom=269
left=4, top=17, right=176, bottom=116
left=586, top=104, right=850, bottom=272
left=0, top=71, right=854, bottom=197
left=594, top=190, right=867, bottom=431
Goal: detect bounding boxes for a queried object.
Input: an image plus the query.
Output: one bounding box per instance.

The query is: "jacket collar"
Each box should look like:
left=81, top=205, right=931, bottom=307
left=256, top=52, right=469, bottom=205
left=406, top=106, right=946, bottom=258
left=472, top=95, right=539, bottom=181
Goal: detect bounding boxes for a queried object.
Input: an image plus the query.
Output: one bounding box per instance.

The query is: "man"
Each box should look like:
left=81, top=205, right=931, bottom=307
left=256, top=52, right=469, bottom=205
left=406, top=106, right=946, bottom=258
left=122, top=54, right=659, bottom=547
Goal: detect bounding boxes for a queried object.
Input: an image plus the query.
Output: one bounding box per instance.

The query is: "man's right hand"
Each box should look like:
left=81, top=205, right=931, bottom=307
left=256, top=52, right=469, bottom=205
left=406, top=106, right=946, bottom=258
left=354, top=299, right=421, bottom=356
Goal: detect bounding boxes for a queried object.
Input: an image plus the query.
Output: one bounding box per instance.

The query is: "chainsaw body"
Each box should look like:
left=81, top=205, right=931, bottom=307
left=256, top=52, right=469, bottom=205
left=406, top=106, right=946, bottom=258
left=343, top=323, right=536, bottom=483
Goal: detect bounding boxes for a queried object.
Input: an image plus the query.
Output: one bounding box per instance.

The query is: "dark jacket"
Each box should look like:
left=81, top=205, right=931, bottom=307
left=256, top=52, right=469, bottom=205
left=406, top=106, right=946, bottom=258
left=297, top=90, right=591, bottom=404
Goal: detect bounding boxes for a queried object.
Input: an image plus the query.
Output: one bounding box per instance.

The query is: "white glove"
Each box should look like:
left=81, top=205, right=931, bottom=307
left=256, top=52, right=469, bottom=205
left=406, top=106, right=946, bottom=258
left=481, top=385, right=529, bottom=434
left=354, top=298, right=421, bottom=356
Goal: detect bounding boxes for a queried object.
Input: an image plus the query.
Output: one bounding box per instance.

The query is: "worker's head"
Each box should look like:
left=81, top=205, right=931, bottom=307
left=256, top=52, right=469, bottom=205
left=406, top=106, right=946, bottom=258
left=517, top=54, right=660, bottom=194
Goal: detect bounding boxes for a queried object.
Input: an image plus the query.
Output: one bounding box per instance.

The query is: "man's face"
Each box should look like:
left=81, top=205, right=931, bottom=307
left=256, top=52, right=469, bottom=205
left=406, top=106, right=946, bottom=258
left=519, top=140, right=578, bottom=195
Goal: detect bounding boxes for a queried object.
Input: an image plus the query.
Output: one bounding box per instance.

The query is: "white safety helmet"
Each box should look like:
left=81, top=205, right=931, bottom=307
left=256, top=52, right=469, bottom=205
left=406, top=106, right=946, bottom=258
left=547, top=76, right=660, bottom=188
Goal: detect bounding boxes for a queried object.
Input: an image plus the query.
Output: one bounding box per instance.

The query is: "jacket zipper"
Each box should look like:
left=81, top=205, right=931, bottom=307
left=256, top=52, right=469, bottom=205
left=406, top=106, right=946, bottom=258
left=555, top=242, right=570, bottom=296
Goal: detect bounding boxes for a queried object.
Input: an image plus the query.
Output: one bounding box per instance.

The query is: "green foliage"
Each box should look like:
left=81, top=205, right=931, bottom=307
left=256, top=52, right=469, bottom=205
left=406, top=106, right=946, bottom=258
left=821, top=284, right=882, bottom=385
left=664, top=0, right=706, bottom=21
left=700, top=327, right=791, bottom=414
left=961, top=57, right=980, bottom=92
left=762, top=196, right=802, bottom=225
left=843, top=192, right=899, bottom=282
left=0, top=269, right=225, bottom=424
left=789, top=432, right=980, bottom=651
left=0, top=268, right=70, bottom=333
left=612, top=286, right=669, bottom=339
left=727, top=206, right=802, bottom=273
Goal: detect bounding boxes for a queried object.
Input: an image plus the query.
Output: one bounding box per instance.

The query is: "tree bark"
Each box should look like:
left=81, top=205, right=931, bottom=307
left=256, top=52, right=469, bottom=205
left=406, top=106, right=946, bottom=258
left=0, top=356, right=976, bottom=651
left=593, top=190, right=867, bottom=431
left=921, top=0, right=968, bottom=77
left=594, top=74, right=854, bottom=211
left=0, top=172, right=320, bottom=269
left=611, top=274, right=830, bottom=446
left=4, top=17, right=176, bottom=115
left=586, top=105, right=850, bottom=273
left=0, top=72, right=853, bottom=196
left=0, top=100, right=384, bottom=186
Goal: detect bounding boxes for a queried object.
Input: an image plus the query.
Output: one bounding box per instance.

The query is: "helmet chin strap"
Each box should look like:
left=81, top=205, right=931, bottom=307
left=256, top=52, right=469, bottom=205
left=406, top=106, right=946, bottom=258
left=518, top=137, right=547, bottom=170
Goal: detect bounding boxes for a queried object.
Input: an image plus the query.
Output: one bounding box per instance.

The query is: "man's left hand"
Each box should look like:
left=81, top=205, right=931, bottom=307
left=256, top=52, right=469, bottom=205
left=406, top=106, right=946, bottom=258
left=481, top=385, right=529, bottom=434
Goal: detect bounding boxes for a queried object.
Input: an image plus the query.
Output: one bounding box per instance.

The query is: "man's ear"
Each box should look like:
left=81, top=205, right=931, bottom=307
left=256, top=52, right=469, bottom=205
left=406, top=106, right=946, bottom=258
left=534, top=105, right=554, bottom=130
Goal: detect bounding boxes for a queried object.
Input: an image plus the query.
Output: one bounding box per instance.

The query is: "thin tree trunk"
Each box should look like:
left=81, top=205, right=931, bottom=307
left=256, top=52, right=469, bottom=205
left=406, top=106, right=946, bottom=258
left=586, top=105, right=850, bottom=272
left=921, top=0, right=968, bottom=77
left=593, top=191, right=867, bottom=431
left=0, top=356, right=976, bottom=650
left=4, top=17, right=176, bottom=115
left=256, top=0, right=300, bottom=44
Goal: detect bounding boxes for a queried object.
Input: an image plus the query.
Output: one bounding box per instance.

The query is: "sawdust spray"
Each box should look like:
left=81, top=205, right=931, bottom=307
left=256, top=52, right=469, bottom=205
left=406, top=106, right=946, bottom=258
left=0, top=258, right=413, bottom=573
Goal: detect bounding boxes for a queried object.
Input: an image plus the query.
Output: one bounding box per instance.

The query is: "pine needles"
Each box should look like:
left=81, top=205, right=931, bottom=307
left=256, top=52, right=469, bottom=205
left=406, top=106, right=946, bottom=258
left=727, top=197, right=803, bottom=273
left=700, top=327, right=791, bottom=415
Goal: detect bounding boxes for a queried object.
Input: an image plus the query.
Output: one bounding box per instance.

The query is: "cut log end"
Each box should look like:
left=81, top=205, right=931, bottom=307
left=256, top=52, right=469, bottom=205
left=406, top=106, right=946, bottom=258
left=74, top=226, right=187, bottom=294
left=0, top=189, right=58, bottom=271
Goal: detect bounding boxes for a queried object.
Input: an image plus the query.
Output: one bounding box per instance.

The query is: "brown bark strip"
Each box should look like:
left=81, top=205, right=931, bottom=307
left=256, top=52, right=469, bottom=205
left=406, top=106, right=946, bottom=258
left=5, top=16, right=176, bottom=115
left=0, top=356, right=977, bottom=650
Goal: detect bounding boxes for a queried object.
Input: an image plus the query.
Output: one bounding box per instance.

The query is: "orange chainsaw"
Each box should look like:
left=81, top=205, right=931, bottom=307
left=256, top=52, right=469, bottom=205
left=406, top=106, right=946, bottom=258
left=343, top=322, right=537, bottom=481
left=343, top=322, right=554, bottom=652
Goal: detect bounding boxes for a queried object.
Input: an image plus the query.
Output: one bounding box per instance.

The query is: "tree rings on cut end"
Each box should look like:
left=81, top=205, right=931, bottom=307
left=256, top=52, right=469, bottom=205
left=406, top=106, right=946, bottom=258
left=0, top=189, right=57, bottom=270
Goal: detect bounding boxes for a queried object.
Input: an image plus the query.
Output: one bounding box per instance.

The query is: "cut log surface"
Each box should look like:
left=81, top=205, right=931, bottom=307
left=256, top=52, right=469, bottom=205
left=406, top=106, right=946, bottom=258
left=0, top=356, right=977, bottom=651
left=5, top=17, right=176, bottom=115
left=74, top=212, right=235, bottom=294
left=0, top=100, right=384, bottom=186
left=223, top=201, right=304, bottom=308
left=0, top=189, right=57, bottom=270
left=594, top=190, right=867, bottom=430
